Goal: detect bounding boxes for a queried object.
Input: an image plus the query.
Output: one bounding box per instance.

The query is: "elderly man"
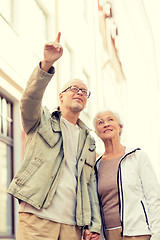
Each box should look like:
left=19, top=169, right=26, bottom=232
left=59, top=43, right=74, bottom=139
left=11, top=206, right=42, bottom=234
left=8, top=32, right=101, bottom=240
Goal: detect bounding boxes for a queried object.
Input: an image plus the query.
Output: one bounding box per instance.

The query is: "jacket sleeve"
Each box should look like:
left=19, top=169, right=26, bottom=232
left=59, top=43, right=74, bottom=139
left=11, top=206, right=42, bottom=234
left=20, top=65, right=55, bottom=134
left=88, top=168, right=102, bottom=234
left=138, top=150, right=160, bottom=240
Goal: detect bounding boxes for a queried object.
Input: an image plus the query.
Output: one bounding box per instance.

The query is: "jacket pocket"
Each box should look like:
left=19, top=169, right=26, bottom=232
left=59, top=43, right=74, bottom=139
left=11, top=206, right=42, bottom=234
left=84, top=139, right=96, bottom=183
left=140, top=200, right=150, bottom=228
left=85, top=159, right=93, bottom=168
left=84, top=158, right=95, bottom=184
left=88, top=136, right=96, bottom=152
left=15, top=158, right=44, bottom=187
left=86, top=141, right=96, bottom=166
left=38, top=120, right=61, bottom=148
left=88, top=143, right=96, bottom=152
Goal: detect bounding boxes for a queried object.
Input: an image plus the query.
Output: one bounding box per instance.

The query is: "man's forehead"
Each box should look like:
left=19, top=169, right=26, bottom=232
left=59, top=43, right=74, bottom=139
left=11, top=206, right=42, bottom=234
left=62, top=79, right=88, bottom=91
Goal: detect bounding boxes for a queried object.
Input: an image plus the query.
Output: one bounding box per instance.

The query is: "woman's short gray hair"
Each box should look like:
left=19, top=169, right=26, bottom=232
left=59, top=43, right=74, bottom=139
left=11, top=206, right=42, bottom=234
left=93, top=110, right=123, bottom=129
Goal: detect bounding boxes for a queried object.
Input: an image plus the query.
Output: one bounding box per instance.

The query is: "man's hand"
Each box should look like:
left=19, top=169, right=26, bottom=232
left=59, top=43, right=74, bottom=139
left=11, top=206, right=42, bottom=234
left=83, top=229, right=99, bottom=240
left=90, top=232, right=99, bottom=240
left=41, top=32, right=63, bottom=72
left=83, top=229, right=92, bottom=240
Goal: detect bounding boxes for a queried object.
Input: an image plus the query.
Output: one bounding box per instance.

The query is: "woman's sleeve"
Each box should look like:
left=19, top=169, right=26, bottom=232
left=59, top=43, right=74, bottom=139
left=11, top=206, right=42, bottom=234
left=138, top=150, right=160, bottom=240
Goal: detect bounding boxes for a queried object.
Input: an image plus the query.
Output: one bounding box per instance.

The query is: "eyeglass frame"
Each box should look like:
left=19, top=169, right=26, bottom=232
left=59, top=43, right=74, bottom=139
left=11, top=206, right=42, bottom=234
left=61, top=85, right=91, bottom=98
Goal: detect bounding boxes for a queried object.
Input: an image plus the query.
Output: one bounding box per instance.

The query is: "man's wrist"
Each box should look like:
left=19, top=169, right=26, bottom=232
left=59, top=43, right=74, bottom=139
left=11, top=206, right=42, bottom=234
left=39, top=62, right=55, bottom=74
left=40, top=59, right=55, bottom=72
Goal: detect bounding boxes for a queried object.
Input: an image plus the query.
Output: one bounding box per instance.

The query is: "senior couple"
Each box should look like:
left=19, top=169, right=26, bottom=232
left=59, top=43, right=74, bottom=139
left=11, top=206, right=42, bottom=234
left=8, top=33, right=160, bottom=240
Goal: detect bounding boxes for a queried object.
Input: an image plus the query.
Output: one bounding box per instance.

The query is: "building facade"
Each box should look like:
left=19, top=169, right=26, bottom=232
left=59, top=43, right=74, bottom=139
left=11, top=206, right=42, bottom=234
left=97, top=0, right=160, bottom=180
left=1, top=0, right=160, bottom=239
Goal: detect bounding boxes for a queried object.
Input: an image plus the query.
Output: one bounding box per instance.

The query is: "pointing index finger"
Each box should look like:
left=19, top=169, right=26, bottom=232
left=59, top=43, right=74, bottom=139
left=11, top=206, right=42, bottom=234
left=56, top=32, right=61, bottom=43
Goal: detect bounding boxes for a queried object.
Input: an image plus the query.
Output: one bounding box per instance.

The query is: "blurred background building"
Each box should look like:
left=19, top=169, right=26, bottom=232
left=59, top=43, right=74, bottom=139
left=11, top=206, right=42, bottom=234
left=0, top=0, right=160, bottom=239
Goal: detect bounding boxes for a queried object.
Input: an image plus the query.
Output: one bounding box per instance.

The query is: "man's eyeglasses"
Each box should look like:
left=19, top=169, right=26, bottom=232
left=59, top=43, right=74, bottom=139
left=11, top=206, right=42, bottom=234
left=62, top=86, right=91, bottom=98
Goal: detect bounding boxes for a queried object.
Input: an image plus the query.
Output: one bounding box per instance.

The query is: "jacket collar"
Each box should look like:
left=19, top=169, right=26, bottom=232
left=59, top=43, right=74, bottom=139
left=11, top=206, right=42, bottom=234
left=51, top=107, right=91, bottom=134
left=95, top=147, right=141, bottom=169
left=125, top=146, right=141, bottom=155
left=51, top=107, right=62, bottom=119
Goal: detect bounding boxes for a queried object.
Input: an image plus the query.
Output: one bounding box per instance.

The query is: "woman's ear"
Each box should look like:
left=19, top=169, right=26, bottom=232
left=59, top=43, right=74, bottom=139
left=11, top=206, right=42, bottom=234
left=119, top=124, right=123, bottom=135
left=94, top=128, right=99, bottom=136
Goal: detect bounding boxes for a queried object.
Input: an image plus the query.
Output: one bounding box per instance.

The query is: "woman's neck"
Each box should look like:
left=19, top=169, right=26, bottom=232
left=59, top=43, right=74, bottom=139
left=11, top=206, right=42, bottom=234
left=103, top=139, right=125, bottom=159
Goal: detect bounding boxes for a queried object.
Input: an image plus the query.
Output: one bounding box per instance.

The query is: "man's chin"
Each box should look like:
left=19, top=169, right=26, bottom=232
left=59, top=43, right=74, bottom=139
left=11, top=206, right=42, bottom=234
left=72, top=104, right=84, bottom=113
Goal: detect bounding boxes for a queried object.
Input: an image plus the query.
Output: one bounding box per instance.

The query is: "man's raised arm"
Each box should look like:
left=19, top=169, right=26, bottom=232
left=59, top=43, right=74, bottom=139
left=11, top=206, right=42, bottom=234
left=20, top=32, right=63, bottom=134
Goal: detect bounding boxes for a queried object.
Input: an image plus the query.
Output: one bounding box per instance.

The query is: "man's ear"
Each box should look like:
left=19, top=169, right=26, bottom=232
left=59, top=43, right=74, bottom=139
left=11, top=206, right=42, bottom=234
left=59, top=93, right=63, bottom=103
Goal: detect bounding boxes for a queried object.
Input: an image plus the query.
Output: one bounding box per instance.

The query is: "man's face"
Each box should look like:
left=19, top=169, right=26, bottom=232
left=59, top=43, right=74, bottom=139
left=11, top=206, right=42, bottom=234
left=59, top=80, right=89, bottom=113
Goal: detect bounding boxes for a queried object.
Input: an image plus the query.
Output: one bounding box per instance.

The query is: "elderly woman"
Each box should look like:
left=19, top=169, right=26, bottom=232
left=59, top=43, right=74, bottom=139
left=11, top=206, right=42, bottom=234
left=93, top=110, right=160, bottom=240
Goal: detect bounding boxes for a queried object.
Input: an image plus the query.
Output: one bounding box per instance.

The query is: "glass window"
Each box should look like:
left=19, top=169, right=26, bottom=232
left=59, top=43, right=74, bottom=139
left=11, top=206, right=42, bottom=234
left=0, top=97, right=13, bottom=138
left=0, top=95, right=14, bottom=238
left=82, top=69, right=90, bottom=114
left=0, top=0, right=12, bottom=23
left=60, top=43, right=73, bottom=87
left=18, top=0, right=48, bottom=55
left=79, top=0, right=88, bottom=20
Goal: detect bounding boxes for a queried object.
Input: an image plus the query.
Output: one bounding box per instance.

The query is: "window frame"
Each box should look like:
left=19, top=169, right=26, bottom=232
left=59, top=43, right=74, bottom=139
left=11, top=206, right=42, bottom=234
left=0, top=94, right=15, bottom=239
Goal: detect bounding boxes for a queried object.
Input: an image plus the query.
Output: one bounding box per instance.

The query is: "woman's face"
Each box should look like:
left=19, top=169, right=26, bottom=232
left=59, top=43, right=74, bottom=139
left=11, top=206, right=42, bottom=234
left=95, top=111, right=122, bottom=140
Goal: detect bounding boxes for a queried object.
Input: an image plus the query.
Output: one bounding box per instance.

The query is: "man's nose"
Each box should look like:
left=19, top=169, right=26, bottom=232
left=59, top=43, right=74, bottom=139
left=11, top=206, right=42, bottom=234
left=77, top=89, right=83, bottom=95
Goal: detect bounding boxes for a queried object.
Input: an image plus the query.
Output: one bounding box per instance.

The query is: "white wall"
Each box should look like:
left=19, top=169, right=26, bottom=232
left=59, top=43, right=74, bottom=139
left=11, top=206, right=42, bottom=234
left=98, top=0, right=160, bottom=180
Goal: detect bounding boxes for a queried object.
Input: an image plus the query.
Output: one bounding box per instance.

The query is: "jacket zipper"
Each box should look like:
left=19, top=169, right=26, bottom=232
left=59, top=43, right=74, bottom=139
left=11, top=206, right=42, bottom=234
left=95, top=148, right=141, bottom=237
left=117, top=148, right=141, bottom=236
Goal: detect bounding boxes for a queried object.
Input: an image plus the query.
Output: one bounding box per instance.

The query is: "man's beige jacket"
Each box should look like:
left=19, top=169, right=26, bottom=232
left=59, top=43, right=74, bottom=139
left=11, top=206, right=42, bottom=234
left=7, top=66, right=101, bottom=233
